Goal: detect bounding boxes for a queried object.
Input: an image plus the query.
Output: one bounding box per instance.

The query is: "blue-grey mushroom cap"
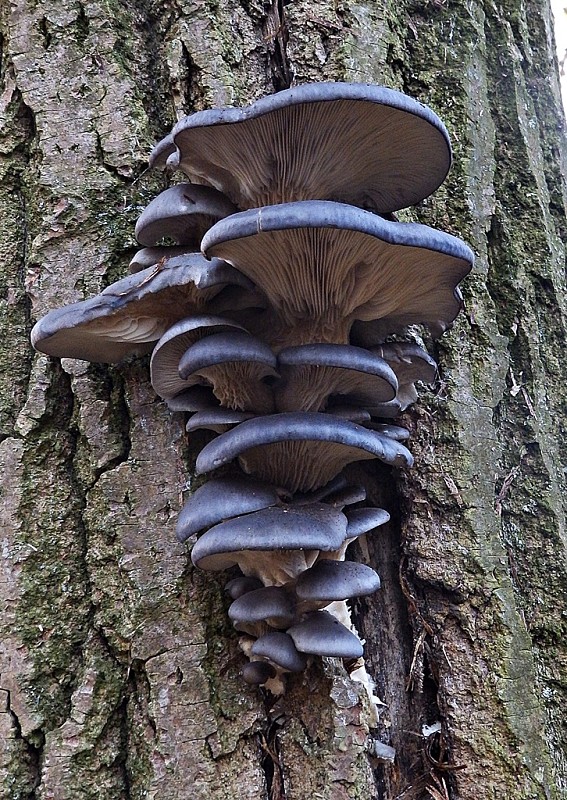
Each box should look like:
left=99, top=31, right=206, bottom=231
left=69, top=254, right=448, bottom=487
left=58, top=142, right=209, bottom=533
left=202, top=201, right=474, bottom=346
left=129, top=245, right=199, bottom=274
left=295, top=559, right=381, bottom=602
left=165, top=385, right=219, bottom=413
left=31, top=255, right=251, bottom=364
left=157, top=82, right=451, bottom=212
left=178, top=331, right=278, bottom=379
left=176, top=475, right=281, bottom=542
left=241, top=661, right=277, bottom=685
left=135, top=183, right=236, bottom=247
left=251, top=632, right=308, bottom=672
left=195, top=411, right=414, bottom=493
left=228, top=586, right=296, bottom=626
left=150, top=314, right=247, bottom=400
left=225, top=576, right=264, bottom=600
left=185, top=408, right=255, bottom=434
left=276, top=343, right=398, bottom=411
left=345, top=507, right=391, bottom=539
left=177, top=331, right=278, bottom=413
left=190, top=502, right=348, bottom=570
left=287, top=610, right=363, bottom=658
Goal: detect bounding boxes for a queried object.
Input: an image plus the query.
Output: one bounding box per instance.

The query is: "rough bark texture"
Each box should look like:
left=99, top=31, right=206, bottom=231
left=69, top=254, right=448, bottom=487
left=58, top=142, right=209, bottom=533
left=0, top=1, right=565, bottom=798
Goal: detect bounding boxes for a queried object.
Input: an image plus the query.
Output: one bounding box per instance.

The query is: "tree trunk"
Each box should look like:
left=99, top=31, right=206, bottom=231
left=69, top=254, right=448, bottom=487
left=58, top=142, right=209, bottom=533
left=1, top=1, right=566, bottom=798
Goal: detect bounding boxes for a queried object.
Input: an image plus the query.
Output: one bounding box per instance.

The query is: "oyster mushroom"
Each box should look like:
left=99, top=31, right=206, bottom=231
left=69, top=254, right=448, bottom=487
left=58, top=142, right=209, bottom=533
left=177, top=330, right=278, bottom=413
left=195, top=412, right=414, bottom=493
left=152, top=82, right=452, bottom=212
left=202, top=201, right=474, bottom=347
left=31, top=255, right=254, bottom=363
left=134, top=183, right=237, bottom=247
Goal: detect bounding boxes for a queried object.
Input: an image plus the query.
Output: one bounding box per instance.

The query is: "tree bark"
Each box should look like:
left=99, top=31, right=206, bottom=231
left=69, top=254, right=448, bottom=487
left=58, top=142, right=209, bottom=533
left=1, top=1, right=565, bottom=798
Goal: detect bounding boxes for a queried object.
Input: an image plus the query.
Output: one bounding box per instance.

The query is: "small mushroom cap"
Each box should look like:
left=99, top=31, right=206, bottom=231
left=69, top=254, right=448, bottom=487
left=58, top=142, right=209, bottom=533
left=178, top=331, right=278, bottom=413
left=202, top=201, right=474, bottom=346
left=190, top=502, right=348, bottom=570
left=178, top=331, right=278, bottom=378
left=129, top=245, right=198, bottom=274
left=185, top=408, right=255, bottom=434
left=295, top=559, right=380, bottom=602
left=195, top=412, right=414, bottom=493
left=148, top=132, right=177, bottom=169
left=364, top=423, right=409, bottom=441
left=251, top=632, right=308, bottom=672
left=31, top=255, right=251, bottom=363
left=165, top=385, right=219, bottom=412
left=225, top=576, right=264, bottom=599
left=276, top=343, right=398, bottom=411
left=345, top=507, right=391, bottom=539
left=228, top=586, right=296, bottom=626
left=162, top=82, right=451, bottom=212
left=176, top=475, right=281, bottom=542
left=150, top=315, right=246, bottom=400
left=242, top=661, right=277, bottom=685
left=135, top=183, right=237, bottom=247
left=287, top=610, right=363, bottom=658
left=373, top=342, right=437, bottom=410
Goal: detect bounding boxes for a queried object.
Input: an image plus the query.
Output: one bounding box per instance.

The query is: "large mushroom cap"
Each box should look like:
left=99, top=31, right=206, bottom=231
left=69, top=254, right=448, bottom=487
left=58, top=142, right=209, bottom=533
left=135, top=183, right=236, bottom=247
left=287, top=610, right=363, bottom=658
left=176, top=475, right=282, bottom=542
left=190, top=502, right=348, bottom=571
left=276, top=343, right=398, bottom=412
left=31, top=255, right=252, bottom=363
left=155, top=82, right=451, bottom=212
left=150, top=315, right=247, bottom=400
left=202, top=201, right=474, bottom=347
left=195, top=412, right=414, bottom=493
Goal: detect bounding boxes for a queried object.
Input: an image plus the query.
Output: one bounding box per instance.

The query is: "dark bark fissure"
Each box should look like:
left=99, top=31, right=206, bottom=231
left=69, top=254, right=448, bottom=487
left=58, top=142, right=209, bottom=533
left=6, top=692, right=43, bottom=800
left=263, top=0, right=292, bottom=90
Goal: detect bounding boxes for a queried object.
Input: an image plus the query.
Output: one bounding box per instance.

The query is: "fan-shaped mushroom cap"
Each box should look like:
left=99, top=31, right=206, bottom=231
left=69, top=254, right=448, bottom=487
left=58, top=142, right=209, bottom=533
left=195, top=412, right=414, bottom=493
left=202, top=201, right=474, bottom=348
left=178, top=331, right=278, bottom=413
left=154, top=82, right=451, bottom=212
left=31, top=256, right=251, bottom=363
left=296, top=559, right=380, bottom=602
left=185, top=408, right=255, bottom=433
left=228, top=586, right=296, bottom=627
left=135, top=183, right=237, bottom=247
left=176, top=475, right=281, bottom=542
left=190, top=503, right=348, bottom=571
left=345, top=507, right=391, bottom=539
left=251, top=632, right=308, bottom=672
left=150, top=315, right=246, bottom=400
left=129, top=245, right=197, bottom=274
left=275, top=343, right=397, bottom=412
left=287, top=610, right=363, bottom=658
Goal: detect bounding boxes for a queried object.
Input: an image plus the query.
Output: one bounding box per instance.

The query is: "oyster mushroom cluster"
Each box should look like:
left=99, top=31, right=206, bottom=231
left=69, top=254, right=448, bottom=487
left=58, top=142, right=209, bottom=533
left=31, top=83, right=473, bottom=697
